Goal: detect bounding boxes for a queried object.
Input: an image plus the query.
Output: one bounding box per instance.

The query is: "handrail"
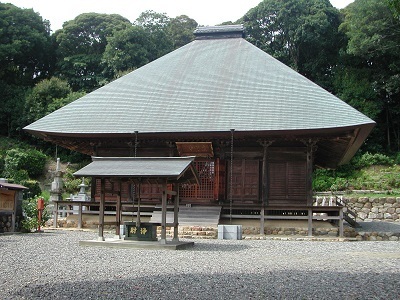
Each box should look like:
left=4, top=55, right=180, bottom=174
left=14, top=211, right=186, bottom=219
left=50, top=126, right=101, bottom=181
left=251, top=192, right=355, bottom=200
left=332, top=194, right=358, bottom=226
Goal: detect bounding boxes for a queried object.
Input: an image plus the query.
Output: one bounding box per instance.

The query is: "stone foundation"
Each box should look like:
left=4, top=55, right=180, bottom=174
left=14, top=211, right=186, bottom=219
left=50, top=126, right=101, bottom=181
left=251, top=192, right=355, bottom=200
left=345, top=196, right=400, bottom=222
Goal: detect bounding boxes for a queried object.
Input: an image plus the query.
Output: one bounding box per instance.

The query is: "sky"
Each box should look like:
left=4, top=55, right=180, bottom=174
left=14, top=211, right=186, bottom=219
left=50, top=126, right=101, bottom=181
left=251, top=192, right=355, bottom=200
left=6, top=0, right=355, bottom=32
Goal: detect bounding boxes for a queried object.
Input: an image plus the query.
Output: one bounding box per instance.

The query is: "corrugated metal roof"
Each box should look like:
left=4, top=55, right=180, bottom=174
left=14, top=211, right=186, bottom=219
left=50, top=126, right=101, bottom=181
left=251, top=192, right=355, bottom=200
left=73, top=157, right=198, bottom=183
left=24, top=34, right=374, bottom=136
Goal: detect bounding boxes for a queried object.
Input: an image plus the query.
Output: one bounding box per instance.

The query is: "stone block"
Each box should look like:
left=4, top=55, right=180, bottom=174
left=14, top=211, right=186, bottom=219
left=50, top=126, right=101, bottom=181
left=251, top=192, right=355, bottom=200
left=358, top=212, right=368, bottom=220
left=368, top=213, right=378, bottom=219
left=363, top=202, right=372, bottom=209
left=218, top=225, right=242, bottom=240
left=358, top=197, right=369, bottom=204
left=386, top=197, right=395, bottom=204
left=361, top=207, right=371, bottom=213
left=379, top=197, right=387, bottom=204
left=384, top=213, right=393, bottom=219
left=371, top=207, right=379, bottom=213
left=354, top=203, right=364, bottom=208
left=387, top=208, right=396, bottom=214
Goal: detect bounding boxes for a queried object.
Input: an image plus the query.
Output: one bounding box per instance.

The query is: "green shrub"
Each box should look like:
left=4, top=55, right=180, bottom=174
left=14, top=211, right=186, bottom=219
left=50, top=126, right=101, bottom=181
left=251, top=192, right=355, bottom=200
left=313, top=169, right=335, bottom=192
left=330, top=177, right=348, bottom=192
left=21, top=196, right=50, bottom=232
left=354, top=152, right=394, bottom=168
left=20, top=180, right=42, bottom=199
left=4, top=148, right=47, bottom=179
left=63, top=163, right=91, bottom=194
left=394, top=152, right=400, bottom=165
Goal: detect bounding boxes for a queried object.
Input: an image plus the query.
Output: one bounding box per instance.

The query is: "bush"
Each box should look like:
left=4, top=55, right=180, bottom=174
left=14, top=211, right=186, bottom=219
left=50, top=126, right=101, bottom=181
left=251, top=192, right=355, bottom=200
left=20, top=180, right=42, bottom=199
left=4, top=148, right=47, bottom=180
left=63, top=163, right=91, bottom=194
left=21, top=196, right=50, bottom=232
left=354, top=152, right=394, bottom=168
left=394, top=152, right=400, bottom=165
left=313, top=169, right=335, bottom=192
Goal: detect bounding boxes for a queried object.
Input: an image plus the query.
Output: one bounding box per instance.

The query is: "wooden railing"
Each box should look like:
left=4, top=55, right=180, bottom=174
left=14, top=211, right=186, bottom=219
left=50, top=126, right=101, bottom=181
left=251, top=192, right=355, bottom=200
left=221, top=204, right=344, bottom=237
left=334, top=195, right=359, bottom=227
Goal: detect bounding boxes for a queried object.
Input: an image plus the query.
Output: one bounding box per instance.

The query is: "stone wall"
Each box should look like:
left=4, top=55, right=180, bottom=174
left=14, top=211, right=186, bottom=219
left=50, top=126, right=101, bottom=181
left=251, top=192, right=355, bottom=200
left=344, top=196, right=400, bottom=222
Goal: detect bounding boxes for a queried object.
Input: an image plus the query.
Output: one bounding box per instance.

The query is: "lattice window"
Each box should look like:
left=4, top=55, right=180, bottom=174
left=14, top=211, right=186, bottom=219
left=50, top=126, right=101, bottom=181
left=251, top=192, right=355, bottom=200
left=180, top=160, right=215, bottom=201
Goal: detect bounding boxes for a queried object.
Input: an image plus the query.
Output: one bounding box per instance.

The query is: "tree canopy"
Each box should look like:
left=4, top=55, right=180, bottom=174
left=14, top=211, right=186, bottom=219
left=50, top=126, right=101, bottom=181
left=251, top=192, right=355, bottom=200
left=0, top=3, right=53, bottom=137
left=242, top=0, right=344, bottom=91
left=338, top=0, right=400, bottom=151
left=54, top=13, right=132, bottom=91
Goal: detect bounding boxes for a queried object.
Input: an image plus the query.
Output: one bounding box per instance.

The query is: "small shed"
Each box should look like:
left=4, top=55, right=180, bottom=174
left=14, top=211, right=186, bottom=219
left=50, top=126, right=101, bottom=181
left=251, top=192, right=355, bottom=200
left=0, top=179, right=27, bottom=232
left=73, top=156, right=199, bottom=244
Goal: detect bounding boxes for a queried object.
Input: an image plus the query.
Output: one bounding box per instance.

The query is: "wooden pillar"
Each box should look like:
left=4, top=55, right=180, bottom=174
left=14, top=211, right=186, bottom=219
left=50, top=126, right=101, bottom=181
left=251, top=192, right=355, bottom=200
left=90, top=179, right=96, bottom=202
left=259, top=140, right=273, bottom=235
left=115, top=180, right=122, bottom=239
left=160, top=182, right=168, bottom=244
left=137, top=182, right=141, bottom=227
left=11, top=192, right=17, bottom=232
left=98, top=178, right=105, bottom=241
left=305, top=140, right=318, bottom=206
left=173, top=184, right=180, bottom=242
left=305, top=140, right=317, bottom=237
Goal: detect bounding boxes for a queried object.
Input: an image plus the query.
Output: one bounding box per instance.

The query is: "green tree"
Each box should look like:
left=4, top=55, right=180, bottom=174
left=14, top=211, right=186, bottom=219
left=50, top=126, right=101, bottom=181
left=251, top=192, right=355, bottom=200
left=0, top=82, right=29, bottom=137
left=54, top=13, right=131, bottom=92
left=339, top=0, right=400, bottom=151
left=135, top=10, right=174, bottom=60
left=0, top=3, right=53, bottom=137
left=0, top=3, right=53, bottom=86
left=242, top=0, right=344, bottom=90
left=24, top=77, right=71, bottom=124
left=102, top=26, right=152, bottom=79
left=386, top=0, right=400, bottom=18
left=167, top=15, right=198, bottom=49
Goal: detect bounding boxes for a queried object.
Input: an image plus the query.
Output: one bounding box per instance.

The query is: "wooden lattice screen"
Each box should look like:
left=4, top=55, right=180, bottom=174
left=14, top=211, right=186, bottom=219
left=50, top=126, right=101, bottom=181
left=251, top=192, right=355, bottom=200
left=180, top=160, right=216, bottom=201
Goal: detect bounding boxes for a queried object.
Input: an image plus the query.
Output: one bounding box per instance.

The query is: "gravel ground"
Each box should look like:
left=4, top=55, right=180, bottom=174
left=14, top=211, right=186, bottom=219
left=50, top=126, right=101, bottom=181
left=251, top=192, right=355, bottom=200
left=357, top=221, right=400, bottom=233
left=1, top=229, right=399, bottom=300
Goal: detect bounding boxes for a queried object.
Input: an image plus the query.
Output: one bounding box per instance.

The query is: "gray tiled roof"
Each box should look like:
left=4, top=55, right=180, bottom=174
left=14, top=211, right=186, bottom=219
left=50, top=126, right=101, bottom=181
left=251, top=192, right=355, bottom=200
left=24, top=36, right=374, bottom=135
left=73, top=157, right=196, bottom=180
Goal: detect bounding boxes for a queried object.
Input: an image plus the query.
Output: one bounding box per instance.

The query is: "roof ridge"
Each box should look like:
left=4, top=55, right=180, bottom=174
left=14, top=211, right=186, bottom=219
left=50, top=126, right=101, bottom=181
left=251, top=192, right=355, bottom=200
left=194, top=24, right=244, bottom=39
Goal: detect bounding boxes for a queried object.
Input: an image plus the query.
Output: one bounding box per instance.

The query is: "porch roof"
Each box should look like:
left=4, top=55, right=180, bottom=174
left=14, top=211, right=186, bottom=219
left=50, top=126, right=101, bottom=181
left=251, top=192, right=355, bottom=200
left=73, top=156, right=199, bottom=184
